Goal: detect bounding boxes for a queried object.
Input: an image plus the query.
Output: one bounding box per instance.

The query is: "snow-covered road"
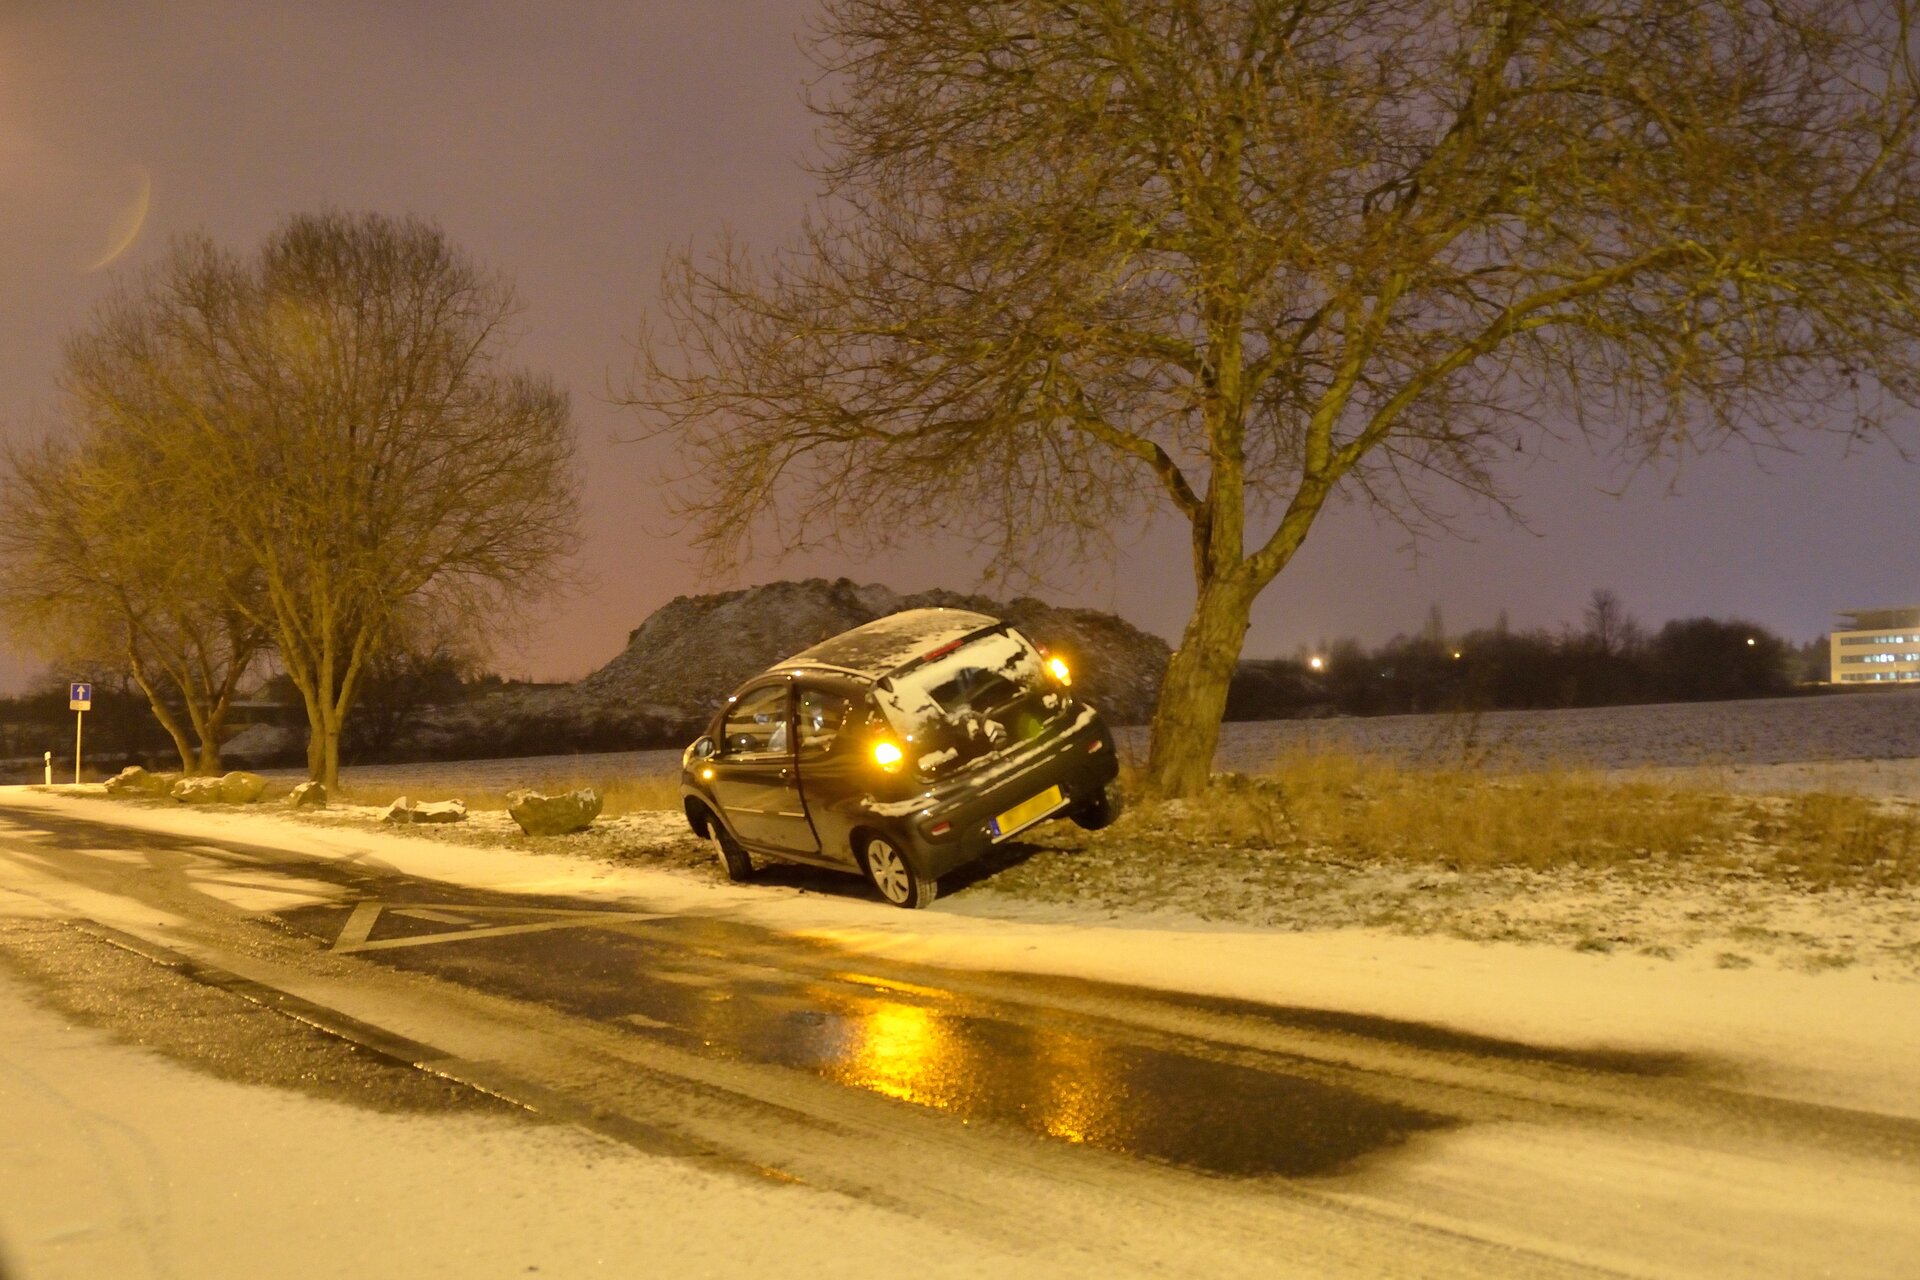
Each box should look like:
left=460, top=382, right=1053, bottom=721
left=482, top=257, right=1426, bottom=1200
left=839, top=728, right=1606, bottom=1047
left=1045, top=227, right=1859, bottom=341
left=3, top=790, right=1919, bottom=1278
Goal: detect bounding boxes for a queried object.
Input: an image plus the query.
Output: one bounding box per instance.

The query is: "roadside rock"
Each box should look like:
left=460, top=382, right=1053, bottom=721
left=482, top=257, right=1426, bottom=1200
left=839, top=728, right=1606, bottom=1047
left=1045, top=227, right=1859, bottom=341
left=506, top=788, right=602, bottom=836
left=108, top=766, right=183, bottom=798
left=171, top=777, right=224, bottom=804
left=383, top=796, right=467, bottom=825
left=218, top=771, right=267, bottom=804
left=289, top=781, right=328, bottom=809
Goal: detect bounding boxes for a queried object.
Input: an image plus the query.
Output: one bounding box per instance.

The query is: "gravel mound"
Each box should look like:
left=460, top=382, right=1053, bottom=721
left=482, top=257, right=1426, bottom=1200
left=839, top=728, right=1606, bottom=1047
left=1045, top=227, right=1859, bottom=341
left=424, top=578, right=1170, bottom=755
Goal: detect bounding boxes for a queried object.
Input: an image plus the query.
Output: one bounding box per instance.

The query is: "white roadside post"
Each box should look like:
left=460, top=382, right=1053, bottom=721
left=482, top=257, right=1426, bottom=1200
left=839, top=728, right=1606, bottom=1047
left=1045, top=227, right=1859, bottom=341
left=43, top=751, right=51, bottom=785
left=68, top=681, right=92, bottom=785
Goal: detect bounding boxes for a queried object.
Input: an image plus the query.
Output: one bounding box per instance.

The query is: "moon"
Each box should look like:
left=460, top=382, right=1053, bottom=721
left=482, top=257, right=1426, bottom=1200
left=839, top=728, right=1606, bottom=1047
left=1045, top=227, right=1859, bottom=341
left=81, top=166, right=152, bottom=273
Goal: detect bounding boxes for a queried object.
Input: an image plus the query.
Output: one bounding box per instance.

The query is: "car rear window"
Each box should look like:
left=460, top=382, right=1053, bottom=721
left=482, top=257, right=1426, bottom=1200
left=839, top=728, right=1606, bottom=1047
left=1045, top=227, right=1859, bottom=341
left=874, top=628, right=1065, bottom=774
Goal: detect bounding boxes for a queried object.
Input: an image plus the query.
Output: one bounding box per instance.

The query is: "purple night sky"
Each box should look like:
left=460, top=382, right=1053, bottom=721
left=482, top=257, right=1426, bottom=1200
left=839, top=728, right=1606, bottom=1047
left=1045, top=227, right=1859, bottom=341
left=2, top=1, right=1913, bottom=693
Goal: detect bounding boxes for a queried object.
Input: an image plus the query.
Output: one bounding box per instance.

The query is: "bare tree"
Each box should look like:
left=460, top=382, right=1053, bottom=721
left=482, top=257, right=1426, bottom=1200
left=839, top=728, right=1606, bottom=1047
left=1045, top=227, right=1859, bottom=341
left=0, top=425, right=267, bottom=775
left=634, top=0, right=1920, bottom=797
left=1580, top=589, right=1641, bottom=657
left=41, top=214, right=581, bottom=787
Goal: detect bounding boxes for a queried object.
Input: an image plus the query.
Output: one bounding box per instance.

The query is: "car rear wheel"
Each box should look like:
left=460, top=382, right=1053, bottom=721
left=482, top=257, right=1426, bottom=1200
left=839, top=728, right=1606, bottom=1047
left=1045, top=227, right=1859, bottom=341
left=708, top=822, right=753, bottom=882
left=1070, top=783, right=1123, bottom=831
left=861, top=834, right=937, bottom=909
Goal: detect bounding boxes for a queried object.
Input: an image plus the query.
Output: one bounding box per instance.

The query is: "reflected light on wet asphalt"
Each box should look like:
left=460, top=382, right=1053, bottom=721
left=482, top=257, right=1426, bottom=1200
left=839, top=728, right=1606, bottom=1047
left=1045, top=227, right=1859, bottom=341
left=269, top=899, right=1450, bottom=1179
left=592, top=937, right=1449, bottom=1178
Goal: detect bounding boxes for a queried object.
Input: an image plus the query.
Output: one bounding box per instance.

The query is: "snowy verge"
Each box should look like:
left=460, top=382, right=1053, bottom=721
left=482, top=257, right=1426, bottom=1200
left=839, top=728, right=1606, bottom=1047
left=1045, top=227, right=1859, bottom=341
left=0, top=971, right=1093, bottom=1280
left=5, top=785, right=1920, bottom=1123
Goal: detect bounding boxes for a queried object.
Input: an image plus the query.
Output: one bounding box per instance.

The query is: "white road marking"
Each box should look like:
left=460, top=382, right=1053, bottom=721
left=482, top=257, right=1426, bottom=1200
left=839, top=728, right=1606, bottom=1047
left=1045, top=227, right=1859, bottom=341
left=391, top=907, right=480, bottom=926
left=328, top=900, right=667, bottom=954
left=331, top=900, right=384, bottom=952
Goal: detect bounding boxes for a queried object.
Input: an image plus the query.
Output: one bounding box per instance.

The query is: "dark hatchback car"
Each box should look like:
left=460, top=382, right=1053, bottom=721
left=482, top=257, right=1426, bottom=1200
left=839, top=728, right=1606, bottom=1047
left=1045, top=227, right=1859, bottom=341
left=680, top=608, right=1122, bottom=908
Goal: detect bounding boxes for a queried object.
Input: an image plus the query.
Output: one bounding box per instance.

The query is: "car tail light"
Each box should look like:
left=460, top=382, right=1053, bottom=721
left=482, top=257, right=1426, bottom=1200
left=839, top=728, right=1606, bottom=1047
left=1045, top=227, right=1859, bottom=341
left=1088, top=739, right=1104, bottom=754
left=928, top=820, right=952, bottom=837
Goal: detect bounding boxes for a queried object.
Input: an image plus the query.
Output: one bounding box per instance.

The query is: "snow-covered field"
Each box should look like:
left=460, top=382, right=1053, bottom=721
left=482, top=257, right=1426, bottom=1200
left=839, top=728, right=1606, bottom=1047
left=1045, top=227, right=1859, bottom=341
left=1202, top=688, right=1920, bottom=771
left=292, top=688, right=1920, bottom=796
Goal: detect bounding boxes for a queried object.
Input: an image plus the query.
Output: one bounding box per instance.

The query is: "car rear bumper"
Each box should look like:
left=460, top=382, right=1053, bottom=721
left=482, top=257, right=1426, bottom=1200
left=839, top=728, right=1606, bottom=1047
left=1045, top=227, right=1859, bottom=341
left=882, top=710, right=1120, bottom=880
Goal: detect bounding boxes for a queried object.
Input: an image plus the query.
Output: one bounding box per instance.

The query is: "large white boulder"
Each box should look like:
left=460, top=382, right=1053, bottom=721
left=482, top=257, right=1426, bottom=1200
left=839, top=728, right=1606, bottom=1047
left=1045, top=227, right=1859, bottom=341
left=506, top=788, right=603, bottom=836
left=218, top=771, right=267, bottom=804
left=171, top=777, right=224, bottom=804
left=382, top=796, right=467, bottom=825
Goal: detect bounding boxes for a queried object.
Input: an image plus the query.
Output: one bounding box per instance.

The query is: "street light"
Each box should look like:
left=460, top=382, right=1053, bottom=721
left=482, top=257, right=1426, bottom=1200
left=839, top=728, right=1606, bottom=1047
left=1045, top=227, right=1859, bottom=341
left=1308, top=655, right=1325, bottom=672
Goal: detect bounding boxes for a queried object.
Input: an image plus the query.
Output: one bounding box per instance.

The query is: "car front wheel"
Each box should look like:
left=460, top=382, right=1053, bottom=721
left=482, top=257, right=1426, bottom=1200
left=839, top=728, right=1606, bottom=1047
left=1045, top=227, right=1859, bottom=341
left=708, top=821, right=753, bottom=882
left=861, top=834, right=937, bottom=909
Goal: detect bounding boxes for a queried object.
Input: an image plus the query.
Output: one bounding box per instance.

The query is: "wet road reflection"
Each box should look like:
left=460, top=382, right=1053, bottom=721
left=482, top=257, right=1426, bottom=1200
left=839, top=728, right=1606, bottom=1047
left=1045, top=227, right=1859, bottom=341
left=302, top=914, right=1452, bottom=1178
left=0, top=808, right=1466, bottom=1179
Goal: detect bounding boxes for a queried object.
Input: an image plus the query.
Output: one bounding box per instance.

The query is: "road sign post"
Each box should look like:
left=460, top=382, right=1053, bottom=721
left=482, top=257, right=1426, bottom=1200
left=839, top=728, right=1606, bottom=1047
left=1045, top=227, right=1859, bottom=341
left=68, top=682, right=92, bottom=785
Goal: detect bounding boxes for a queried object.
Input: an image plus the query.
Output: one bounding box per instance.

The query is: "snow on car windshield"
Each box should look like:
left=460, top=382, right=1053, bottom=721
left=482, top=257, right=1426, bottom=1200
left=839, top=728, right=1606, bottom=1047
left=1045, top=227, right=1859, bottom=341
left=874, top=629, right=1052, bottom=770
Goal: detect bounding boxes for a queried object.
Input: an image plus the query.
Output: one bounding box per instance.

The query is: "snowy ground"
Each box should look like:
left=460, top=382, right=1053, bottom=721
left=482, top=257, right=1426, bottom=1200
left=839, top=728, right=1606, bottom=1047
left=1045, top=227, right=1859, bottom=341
left=0, top=965, right=1092, bottom=1280
left=9, top=694, right=1920, bottom=1276
left=6, top=786, right=1919, bottom=1128
left=7, top=772, right=1920, bottom=1278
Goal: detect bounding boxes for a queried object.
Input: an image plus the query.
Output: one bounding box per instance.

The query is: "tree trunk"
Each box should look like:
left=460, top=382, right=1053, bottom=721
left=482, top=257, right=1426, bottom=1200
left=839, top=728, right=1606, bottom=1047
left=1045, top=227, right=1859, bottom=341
left=321, top=717, right=342, bottom=790
left=127, top=652, right=198, bottom=774
left=299, top=685, right=325, bottom=782
left=1144, top=577, right=1258, bottom=799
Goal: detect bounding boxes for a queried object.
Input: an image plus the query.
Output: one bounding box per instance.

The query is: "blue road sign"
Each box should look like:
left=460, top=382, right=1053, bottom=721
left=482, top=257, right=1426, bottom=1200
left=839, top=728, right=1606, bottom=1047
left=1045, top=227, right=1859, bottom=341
left=69, top=682, right=92, bottom=711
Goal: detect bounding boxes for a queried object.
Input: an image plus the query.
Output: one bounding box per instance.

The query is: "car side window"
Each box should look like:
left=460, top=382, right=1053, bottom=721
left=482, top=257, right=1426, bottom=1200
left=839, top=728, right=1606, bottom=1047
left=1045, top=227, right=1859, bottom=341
left=722, top=683, right=790, bottom=757
left=795, top=686, right=854, bottom=756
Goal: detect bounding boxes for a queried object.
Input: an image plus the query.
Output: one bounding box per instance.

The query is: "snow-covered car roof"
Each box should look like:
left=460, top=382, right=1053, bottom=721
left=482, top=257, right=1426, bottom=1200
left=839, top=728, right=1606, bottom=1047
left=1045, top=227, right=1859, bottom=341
left=772, top=608, right=1002, bottom=679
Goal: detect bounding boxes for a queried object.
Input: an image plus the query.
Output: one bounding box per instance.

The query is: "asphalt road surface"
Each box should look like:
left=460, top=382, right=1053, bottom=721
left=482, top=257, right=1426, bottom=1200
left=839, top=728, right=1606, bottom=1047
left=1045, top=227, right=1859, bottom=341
left=2, top=798, right=1918, bottom=1278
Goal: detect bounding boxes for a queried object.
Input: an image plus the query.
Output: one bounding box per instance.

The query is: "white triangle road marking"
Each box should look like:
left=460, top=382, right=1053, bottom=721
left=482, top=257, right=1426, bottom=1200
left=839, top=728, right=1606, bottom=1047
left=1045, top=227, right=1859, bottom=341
left=330, top=900, right=668, bottom=954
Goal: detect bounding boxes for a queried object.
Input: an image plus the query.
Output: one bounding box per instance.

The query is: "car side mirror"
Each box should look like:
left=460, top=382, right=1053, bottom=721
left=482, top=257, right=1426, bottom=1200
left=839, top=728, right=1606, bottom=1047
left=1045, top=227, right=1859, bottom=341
left=691, top=736, right=716, bottom=760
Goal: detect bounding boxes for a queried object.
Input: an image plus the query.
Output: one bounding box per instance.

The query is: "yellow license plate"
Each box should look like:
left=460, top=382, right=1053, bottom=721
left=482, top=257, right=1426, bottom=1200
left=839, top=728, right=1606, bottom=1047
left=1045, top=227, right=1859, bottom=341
left=991, top=785, right=1064, bottom=840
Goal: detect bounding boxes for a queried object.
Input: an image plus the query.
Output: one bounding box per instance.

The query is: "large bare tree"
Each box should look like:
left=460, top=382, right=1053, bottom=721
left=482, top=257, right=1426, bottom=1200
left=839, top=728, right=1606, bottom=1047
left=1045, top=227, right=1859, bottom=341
left=635, top=0, right=1920, bottom=797
left=36, top=213, right=581, bottom=787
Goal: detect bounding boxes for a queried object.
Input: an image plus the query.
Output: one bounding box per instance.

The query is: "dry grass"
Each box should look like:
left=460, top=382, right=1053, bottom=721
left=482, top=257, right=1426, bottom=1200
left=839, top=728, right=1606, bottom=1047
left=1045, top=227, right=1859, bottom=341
left=1049, top=749, right=1920, bottom=892
left=1138, top=752, right=1733, bottom=873
left=330, top=774, right=681, bottom=818
left=1747, top=791, right=1920, bottom=890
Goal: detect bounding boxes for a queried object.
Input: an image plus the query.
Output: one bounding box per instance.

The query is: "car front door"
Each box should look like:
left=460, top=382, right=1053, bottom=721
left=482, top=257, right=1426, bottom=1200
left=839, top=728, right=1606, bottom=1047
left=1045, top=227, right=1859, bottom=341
left=709, top=680, right=820, bottom=856
left=791, top=679, right=868, bottom=868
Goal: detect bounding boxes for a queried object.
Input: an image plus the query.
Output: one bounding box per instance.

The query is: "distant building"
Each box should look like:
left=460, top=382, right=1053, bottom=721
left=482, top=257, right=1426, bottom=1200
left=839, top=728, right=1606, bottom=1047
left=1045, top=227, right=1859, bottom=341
left=1830, top=607, right=1920, bottom=684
